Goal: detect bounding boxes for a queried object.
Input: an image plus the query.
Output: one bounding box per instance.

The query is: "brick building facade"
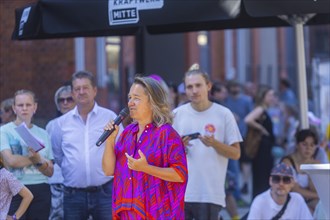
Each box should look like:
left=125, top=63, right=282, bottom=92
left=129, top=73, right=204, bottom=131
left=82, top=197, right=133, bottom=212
left=1, top=1, right=75, bottom=126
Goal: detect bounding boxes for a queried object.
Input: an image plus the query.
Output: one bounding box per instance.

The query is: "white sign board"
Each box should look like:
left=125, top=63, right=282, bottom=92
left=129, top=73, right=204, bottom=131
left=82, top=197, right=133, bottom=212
left=108, top=0, right=164, bottom=25
left=19, top=7, right=31, bottom=36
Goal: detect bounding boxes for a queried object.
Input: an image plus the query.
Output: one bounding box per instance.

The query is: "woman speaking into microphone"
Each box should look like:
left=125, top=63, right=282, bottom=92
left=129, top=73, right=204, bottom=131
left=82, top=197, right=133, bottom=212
left=102, top=76, right=188, bottom=219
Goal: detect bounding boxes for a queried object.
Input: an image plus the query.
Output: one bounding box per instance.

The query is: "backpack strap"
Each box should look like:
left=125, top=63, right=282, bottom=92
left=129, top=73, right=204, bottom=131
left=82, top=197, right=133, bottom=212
left=271, top=193, right=291, bottom=220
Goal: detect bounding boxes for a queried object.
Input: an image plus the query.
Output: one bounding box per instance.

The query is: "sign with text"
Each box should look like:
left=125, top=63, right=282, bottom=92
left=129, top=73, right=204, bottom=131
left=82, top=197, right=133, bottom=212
left=109, top=0, right=164, bottom=25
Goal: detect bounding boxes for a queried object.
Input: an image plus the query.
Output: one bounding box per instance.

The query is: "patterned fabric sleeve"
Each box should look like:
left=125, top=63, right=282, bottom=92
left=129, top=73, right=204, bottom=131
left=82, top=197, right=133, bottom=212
left=162, top=125, right=187, bottom=220
left=167, top=132, right=188, bottom=182
left=6, top=169, right=24, bottom=196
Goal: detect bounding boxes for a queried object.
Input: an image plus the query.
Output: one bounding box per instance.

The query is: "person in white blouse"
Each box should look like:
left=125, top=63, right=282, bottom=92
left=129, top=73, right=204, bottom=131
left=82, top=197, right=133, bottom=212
left=46, top=85, right=75, bottom=220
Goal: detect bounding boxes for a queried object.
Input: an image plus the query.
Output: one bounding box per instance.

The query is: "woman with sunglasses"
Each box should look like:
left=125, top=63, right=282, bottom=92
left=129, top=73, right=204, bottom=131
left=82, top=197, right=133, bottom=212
left=46, top=85, right=76, bottom=220
left=281, top=128, right=320, bottom=214
left=0, top=98, right=16, bottom=126
left=247, top=163, right=313, bottom=220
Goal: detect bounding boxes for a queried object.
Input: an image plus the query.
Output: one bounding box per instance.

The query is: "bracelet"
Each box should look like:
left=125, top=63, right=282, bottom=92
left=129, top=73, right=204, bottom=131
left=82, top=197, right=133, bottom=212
left=34, top=162, right=44, bottom=168
left=12, top=214, right=17, bottom=220
left=34, top=161, right=48, bottom=172
left=39, top=161, right=49, bottom=172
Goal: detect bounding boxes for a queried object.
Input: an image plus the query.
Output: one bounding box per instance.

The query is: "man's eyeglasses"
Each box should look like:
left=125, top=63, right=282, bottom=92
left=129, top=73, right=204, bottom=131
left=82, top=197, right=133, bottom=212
left=58, top=97, right=74, bottom=104
left=271, top=175, right=292, bottom=184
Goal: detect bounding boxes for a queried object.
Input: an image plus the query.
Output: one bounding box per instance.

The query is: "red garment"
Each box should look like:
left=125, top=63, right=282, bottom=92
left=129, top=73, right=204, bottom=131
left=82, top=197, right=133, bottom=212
left=112, top=123, right=188, bottom=219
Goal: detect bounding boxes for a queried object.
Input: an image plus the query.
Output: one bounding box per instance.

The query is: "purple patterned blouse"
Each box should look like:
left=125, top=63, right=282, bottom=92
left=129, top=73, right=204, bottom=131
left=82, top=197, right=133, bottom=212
left=112, top=123, right=188, bottom=219
left=0, top=168, right=24, bottom=219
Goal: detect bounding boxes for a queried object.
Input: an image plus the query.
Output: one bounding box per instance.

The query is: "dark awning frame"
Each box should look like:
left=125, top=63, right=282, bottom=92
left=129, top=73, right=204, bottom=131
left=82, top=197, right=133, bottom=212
left=12, top=0, right=330, bottom=40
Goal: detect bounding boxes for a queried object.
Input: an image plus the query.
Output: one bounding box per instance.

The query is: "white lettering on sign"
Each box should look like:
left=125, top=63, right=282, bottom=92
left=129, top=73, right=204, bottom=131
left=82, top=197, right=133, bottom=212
left=19, top=7, right=31, bottom=36
left=108, top=0, right=163, bottom=25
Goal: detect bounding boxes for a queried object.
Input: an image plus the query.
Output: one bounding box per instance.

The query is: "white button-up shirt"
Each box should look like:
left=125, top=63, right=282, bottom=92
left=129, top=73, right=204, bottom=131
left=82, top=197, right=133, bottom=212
left=51, top=103, right=122, bottom=188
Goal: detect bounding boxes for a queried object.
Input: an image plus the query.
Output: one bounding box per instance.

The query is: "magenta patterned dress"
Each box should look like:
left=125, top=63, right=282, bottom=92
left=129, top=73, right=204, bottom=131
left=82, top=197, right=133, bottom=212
left=112, top=123, right=188, bottom=220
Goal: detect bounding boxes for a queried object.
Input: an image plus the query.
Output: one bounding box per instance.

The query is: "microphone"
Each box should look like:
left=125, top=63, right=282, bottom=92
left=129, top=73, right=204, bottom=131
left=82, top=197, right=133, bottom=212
left=96, top=107, right=129, bottom=146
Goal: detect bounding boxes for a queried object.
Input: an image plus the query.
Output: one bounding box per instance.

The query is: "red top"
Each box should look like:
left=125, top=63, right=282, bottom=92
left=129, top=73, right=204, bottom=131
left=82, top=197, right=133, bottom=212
left=112, top=123, right=188, bottom=219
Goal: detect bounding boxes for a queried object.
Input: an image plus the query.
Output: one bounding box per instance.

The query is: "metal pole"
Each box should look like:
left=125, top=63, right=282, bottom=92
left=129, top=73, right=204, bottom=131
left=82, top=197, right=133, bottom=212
left=280, top=14, right=315, bottom=129
left=294, top=22, right=309, bottom=128
left=75, top=37, right=85, bottom=71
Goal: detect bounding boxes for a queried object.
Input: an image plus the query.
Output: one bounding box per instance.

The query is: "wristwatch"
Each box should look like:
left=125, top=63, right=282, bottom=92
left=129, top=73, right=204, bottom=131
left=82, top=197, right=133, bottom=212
left=34, top=162, right=44, bottom=168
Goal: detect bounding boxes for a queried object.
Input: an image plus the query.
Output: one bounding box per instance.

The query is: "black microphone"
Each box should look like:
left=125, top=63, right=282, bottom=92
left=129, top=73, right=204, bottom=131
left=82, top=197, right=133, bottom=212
left=96, top=107, right=129, bottom=146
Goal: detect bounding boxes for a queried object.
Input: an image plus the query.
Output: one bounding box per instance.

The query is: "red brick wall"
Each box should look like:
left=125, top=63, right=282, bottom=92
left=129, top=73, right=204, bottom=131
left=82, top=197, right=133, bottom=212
left=210, top=31, right=225, bottom=82
left=0, top=0, right=75, bottom=126
left=184, top=33, right=199, bottom=71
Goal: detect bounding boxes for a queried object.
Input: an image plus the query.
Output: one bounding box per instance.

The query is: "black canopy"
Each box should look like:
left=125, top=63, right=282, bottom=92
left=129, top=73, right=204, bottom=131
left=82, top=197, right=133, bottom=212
left=12, top=0, right=330, bottom=40
left=13, top=0, right=237, bottom=39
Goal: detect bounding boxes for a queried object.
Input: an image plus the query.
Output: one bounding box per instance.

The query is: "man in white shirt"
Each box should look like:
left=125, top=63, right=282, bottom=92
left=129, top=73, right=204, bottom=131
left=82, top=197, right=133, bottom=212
left=173, top=64, right=242, bottom=219
left=51, top=71, right=122, bottom=219
left=247, top=163, right=313, bottom=220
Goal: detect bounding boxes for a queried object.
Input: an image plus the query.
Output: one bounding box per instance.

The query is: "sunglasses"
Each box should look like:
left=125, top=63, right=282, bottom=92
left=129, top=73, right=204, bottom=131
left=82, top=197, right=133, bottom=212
left=58, top=97, right=74, bottom=104
left=271, top=175, right=292, bottom=184
left=0, top=108, right=11, bottom=115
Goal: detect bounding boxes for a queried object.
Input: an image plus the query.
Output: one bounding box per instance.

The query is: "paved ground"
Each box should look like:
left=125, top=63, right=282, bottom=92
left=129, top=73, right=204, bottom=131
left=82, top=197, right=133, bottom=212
left=219, top=192, right=251, bottom=220
left=219, top=174, right=253, bottom=220
left=220, top=206, right=250, bottom=220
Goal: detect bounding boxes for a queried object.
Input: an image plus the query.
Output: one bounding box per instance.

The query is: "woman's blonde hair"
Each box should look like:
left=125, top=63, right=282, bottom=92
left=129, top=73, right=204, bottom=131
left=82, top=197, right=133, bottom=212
left=133, top=76, right=173, bottom=126
left=13, top=89, right=37, bottom=104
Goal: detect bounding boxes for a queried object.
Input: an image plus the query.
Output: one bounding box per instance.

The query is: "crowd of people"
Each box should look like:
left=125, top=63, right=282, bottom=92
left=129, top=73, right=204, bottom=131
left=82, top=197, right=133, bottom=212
left=0, top=65, right=329, bottom=220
